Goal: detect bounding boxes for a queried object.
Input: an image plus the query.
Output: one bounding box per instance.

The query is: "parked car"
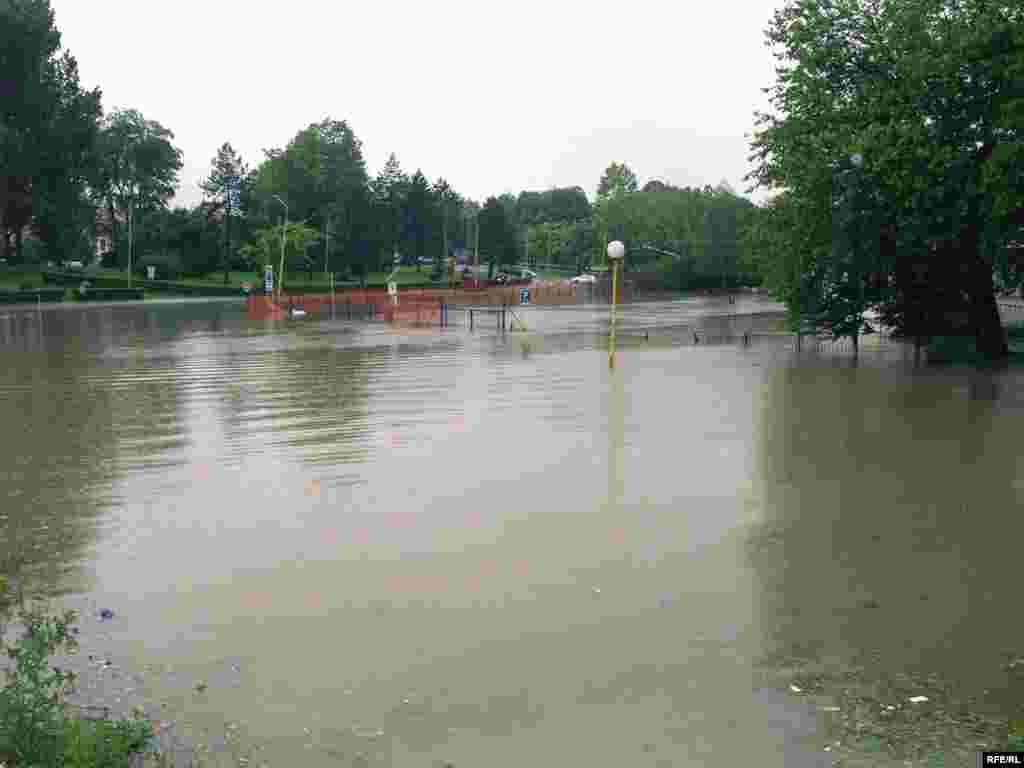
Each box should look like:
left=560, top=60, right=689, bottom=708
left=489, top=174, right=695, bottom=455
left=570, top=274, right=597, bottom=285
left=65, top=261, right=84, bottom=270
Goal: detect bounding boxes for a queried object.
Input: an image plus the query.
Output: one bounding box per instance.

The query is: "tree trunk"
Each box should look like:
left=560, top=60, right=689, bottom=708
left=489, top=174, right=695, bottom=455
left=964, top=226, right=1008, bottom=360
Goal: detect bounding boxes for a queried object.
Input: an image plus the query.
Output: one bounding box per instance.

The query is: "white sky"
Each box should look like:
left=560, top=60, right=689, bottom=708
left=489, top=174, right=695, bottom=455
left=51, top=0, right=781, bottom=209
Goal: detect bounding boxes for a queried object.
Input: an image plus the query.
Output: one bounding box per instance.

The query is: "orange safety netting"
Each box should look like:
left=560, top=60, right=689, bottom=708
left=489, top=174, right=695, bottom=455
left=245, top=282, right=579, bottom=322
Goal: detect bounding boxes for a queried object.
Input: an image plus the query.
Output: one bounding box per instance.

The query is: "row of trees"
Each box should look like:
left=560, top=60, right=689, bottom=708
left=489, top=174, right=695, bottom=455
left=3, top=0, right=766, bottom=290
left=745, top=0, right=1024, bottom=359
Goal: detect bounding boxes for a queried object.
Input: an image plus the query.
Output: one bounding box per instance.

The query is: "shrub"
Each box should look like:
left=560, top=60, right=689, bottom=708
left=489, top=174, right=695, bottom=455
left=0, top=604, right=154, bottom=767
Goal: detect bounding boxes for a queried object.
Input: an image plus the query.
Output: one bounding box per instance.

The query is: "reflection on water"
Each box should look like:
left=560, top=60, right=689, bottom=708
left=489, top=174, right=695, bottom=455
left=1, top=296, right=1023, bottom=766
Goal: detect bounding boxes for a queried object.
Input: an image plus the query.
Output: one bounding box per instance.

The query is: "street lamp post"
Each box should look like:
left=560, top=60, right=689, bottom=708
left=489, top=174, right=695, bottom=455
left=127, top=197, right=134, bottom=288
left=273, top=195, right=288, bottom=303
left=607, top=240, right=625, bottom=369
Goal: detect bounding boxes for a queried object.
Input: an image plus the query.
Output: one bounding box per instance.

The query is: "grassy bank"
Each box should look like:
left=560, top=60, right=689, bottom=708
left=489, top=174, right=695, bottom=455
left=0, top=271, right=46, bottom=291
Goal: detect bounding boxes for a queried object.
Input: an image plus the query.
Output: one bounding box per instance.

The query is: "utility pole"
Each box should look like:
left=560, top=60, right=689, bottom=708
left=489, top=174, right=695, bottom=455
left=324, top=218, right=330, bottom=276
left=223, top=178, right=232, bottom=284
left=127, top=197, right=134, bottom=287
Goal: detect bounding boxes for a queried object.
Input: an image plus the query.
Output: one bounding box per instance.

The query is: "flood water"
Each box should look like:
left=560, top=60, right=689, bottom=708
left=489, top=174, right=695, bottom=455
left=2, top=295, right=1023, bottom=767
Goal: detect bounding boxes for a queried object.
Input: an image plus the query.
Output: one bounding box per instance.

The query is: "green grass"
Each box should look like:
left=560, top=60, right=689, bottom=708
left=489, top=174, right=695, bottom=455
left=0, top=271, right=46, bottom=291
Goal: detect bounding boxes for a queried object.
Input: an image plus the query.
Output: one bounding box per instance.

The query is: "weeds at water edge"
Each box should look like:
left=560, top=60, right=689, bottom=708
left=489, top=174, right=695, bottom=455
left=0, top=600, right=154, bottom=767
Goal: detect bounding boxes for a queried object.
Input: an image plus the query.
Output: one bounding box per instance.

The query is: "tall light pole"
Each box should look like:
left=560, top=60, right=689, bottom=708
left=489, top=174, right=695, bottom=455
left=273, top=195, right=288, bottom=303
left=127, top=196, right=134, bottom=288
left=607, top=240, right=625, bottom=369
left=324, top=218, right=330, bottom=275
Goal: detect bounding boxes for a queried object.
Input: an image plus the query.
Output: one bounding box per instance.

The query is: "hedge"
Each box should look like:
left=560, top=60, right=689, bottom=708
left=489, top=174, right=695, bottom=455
left=0, top=288, right=67, bottom=305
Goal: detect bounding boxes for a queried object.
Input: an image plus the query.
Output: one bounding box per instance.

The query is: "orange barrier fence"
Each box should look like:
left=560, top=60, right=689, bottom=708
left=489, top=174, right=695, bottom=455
left=246, top=282, right=580, bottom=323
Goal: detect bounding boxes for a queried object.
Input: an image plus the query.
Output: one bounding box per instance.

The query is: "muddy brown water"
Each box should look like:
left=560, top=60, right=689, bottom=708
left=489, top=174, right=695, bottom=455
left=1, top=295, right=1023, bottom=767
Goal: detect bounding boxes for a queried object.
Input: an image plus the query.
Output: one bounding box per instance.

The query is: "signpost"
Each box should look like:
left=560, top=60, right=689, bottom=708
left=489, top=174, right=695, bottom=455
left=519, top=288, right=530, bottom=306
left=264, top=265, right=274, bottom=294
left=147, top=265, right=156, bottom=281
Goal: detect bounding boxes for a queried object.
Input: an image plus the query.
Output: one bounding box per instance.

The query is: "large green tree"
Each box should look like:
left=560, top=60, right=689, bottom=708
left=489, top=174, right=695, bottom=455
left=478, top=196, right=518, bottom=278
left=248, top=118, right=371, bottom=278
left=1, top=0, right=102, bottom=264
left=95, top=108, right=182, bottom=269
left=370, top=153, right=409, bottom=264
left=748, top=0, right=1024, bottom=358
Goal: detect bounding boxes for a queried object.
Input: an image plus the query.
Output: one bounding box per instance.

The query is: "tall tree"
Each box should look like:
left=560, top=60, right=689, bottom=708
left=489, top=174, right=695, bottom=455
left=403, top=170, right=433, bottom=270
left=371, top=153, right=408, bottom=263
left=1, top=0, right=102, bottom=264
left=313, top=118, right=369, bottom=275
left=95, top=108, right=182, bottom=269
left=748, top=0, right=1024, bottom=358
left=200, top=142, right=248, bottom=282
left=478, top=196, right=517, bottom=278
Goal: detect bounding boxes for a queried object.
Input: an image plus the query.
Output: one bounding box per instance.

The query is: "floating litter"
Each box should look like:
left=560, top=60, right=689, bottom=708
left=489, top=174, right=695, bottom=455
left=789, top=684, right=802, bottom=693
left=821, top=706, right=841, bottom=712
left=908, top=696, right=929, bottom=703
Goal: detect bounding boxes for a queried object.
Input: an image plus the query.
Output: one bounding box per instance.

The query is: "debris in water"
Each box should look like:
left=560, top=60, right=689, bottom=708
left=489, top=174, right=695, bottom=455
left=908, top=696, right=929, bottom=703
left=195, top=681, right=208, bottom=693
left=885, top=705, right=896, bottom=711
left=592, top=587, right=601, bottom=596
left=824, top=746, right=832, bottom=752
left=99, top=608, right=114, bottom=620
left=790, top=684, right=803, bottom=693
left=821, top=706, right=841, bottom=712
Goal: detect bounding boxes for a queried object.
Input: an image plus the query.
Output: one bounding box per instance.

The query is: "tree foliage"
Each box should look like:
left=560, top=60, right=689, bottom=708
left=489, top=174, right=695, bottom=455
left=1, top=0, right=102, bottom=263
left=748, top=0, right=1024, bottom=357
left=597, top=162, right=638, bottom=200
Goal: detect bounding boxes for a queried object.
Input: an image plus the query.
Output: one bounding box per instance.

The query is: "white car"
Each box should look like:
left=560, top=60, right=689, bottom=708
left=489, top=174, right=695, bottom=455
left=570, top=274, right=597, bottom=285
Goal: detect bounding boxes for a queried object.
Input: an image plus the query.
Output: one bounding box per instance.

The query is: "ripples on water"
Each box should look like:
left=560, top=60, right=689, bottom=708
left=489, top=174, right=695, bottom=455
left=2, top=296, right=1024, bottom=767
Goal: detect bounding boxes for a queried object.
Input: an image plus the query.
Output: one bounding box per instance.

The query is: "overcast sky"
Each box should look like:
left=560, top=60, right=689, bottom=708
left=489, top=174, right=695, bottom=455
left=51, top=0, right=781, bottom=209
